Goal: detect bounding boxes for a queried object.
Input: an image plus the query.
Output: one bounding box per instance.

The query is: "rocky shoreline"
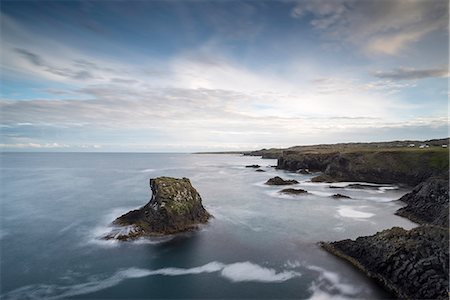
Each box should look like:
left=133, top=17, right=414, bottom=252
left=246, top=139, right=449, bottom=299
left=320, top=225, right=449, bottom=299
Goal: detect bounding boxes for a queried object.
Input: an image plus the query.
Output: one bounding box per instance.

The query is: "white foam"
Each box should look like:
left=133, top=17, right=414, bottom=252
left=2, top=261, right=299, bottom=299
left=307, top=265, right=359, bottom=298
left=337, top=206, right=374, bottom=219
left=221, top=262, right=301, bottom=283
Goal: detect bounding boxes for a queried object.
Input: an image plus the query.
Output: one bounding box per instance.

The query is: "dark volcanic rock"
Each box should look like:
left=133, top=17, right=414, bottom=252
left=245, top=164, right=261, bottom=168
left=396, top=177, right=449, bottom=227
left=105, top=177, right=211, bottom=240
left=321, top=226, right=449, bottom=299
left=255, top=169, right=266, bottom=172
left=265, top=176, right=299, bottom=185
left=331, top=194, right=351, bottom=199
left=279, top=188, right=308, bottom=195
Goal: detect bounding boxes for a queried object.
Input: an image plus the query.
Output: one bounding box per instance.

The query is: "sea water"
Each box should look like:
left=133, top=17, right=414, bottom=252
left=0, top=153, right=417, bottom=299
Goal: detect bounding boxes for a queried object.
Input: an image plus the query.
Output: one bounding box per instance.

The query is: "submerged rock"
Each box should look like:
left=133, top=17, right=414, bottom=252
left=321, top=226, right=449, bottom=299
left=331, top=194, right=351, bottom=199
left=329, top=184, right=379, bottom=190
left=279, top=188, right=308, bottom=195
left=105, top=177, right=211, bottom=240
left=265, top=176, right=299, bottom=185
left=395, top=177, right=449, bottom=227
left=245, top=164, right=260, bottom=168
left=255, top=169, right=266, bottom=172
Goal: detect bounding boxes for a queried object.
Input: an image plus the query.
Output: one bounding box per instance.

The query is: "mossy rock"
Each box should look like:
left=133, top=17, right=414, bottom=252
left=106, top=176, right=211, bottom=240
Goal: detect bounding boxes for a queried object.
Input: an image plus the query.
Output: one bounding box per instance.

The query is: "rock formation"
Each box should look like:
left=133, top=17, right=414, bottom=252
left=396, top=177, right=449, bottom=227
left=105, top=177, right=211, bottom=240
left=279, top=188, right=308, bottom=195
left=265, top=176, right=299, bottom=185
left=278, top=150, right=448, bottom=186
left=321, top=226, right=449, bottom=299
left=331, top=194, right=351, bottom=199
left=245, top=164, right=260, bottom=168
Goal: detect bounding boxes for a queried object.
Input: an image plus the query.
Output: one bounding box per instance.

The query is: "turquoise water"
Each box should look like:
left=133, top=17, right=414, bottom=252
left=0, top=153, right=417, bottom=299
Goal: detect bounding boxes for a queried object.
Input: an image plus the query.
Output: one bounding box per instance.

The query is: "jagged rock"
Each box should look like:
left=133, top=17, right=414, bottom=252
left=320, top=226, right=449, bottom=299
left=255, top=169, right=266, bottom=172
left=331, top=194, right=351, bottom=199
left=279, top=188, right=308, bottom=195
left=104, top=177, right=211, bottom=240
left=265, top=176, right=299, bottom=185
left=245, top=164, right=260, bottom=168
left=396, top=177, right=449, bottom=227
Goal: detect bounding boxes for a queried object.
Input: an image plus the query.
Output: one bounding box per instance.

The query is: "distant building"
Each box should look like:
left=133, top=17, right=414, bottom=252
left=408, top=144, right=415, bottom=147
left=419, top=144, right=430, bottom=149
left=442, top=144, right=448, bottom=148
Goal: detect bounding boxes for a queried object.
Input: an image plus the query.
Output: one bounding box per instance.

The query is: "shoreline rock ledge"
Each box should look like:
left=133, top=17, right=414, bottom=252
left=104, top=177, right=211, bottom=240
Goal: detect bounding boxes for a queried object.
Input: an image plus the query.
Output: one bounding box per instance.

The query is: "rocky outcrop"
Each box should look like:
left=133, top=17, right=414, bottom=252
left=396, top=177, right=449, bottom=227
left=277, top=152, right=336, bottom=172
left=279, top=188, right=308, bottom=195
left=245, top=164, right=260, bottom=168
left=278, top=150, right=448, bottom=186
left=255, top=169, right=266, bottom=172
left=105, top=177, right=211, bottom=240
left=331, top=194, right=351, bottom=199
left=265, top=176, right=299, bottom=185
left=321, top=226, right=449, bottom=299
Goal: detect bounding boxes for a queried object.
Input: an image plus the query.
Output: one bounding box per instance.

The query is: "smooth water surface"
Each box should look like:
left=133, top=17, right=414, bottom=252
left=0, top=153, right=417, bottom=299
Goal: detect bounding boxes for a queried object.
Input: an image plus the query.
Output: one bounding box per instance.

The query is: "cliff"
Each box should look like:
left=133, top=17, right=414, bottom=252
left=278, top=149, right=448, bottom=186
left=105, top=177, right=211, bottom=240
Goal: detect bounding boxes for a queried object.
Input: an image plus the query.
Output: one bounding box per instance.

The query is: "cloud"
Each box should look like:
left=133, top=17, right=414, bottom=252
left=291, top=0, right=448, bottom=55
left=372, top=67, right=448, bottom=80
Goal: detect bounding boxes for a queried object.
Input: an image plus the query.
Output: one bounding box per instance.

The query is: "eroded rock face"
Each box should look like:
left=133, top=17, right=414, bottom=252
left=265, top=176, right=299, bottom=185
left=396, top=177, right=449, bottom=227
left=278, top=150, right=448, bottom=186
left=321, top=226, right=449, bottom=299
left=105, top=177, right=211, bottom=240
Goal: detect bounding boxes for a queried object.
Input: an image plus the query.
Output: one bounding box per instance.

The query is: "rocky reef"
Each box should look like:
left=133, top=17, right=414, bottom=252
left=331, top=193, right=351, bottom=199
left=396, top=177, right=449, bottom=227
left=245, top=164, right=260, bottom=168
left=265, top=176, right=299, bottom=185
left=321, top=226, right=449, bottom=299
left=105, top=177, right=211, bottom=240
left=279, top=188, right=308, bottom=195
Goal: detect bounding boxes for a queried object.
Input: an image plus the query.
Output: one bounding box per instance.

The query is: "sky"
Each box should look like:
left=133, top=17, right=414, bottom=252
left=0, top=0, right=448, bottom=152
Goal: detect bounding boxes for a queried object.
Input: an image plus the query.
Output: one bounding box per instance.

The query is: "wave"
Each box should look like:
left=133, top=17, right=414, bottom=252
left=2, top=261, right=301, bottom=300
left=337, top=206, right=375, bottom=219
left=307, top=265, right=360, bottom=299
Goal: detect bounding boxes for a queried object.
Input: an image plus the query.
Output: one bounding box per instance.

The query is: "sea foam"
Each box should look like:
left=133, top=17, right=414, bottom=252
left=2, top=261, right=300, bottom=300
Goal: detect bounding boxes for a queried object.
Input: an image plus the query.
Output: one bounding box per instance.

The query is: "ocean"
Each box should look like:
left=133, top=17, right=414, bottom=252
left=0, top=152, right=417, bottom=299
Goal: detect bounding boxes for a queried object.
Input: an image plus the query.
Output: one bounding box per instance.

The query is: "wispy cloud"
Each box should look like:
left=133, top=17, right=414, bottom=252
left=372, top=67, right=448, bottom=80
left=291, top=0, right=448, bottom=55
